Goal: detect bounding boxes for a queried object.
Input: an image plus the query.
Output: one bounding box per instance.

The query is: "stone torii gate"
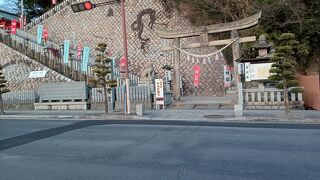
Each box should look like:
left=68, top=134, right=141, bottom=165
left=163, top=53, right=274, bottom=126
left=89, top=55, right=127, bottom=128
left=155, top=11, right=262, bottom=117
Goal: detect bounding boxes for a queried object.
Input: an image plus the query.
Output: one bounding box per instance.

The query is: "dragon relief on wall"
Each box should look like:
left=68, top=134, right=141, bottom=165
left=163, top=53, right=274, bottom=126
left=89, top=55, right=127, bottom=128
left=131, top=8, right=157, bottom=52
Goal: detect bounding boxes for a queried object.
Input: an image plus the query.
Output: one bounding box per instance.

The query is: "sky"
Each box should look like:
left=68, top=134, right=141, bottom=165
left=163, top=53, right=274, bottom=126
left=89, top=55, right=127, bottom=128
left=0, top=0, right=18, bottom=13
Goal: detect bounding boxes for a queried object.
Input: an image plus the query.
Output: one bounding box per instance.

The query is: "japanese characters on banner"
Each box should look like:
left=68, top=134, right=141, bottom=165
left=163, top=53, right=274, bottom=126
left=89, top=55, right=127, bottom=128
left=81, top=47, right=90, bottom=72
left=43, top=27, right=48, bottom=40
left=119, top=56, right=127, bottom=77
left=77, top=43, right=82, bottom=59
left=37, top=25, right=43, bottom=44
left=194, top=65, right=201, bottom=87
left=10, top=20, right=17, bottom=34
left=224, top=66, right=233, bottom=88
left=155, top=79, right=164, bottom=108
left=63, top=40, right=70, bottom=64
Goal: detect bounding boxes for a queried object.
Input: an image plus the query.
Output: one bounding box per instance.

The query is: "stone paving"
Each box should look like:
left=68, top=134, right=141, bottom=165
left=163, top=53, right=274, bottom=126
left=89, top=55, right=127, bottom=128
left=0, top=109, right=319, bottom=124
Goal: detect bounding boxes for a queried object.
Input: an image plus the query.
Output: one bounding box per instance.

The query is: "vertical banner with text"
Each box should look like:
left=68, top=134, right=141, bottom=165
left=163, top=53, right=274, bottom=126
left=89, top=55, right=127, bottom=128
left=194, top=65, right=201, bottom=87
left=77, top=43, right=82, bottom=60
left=11, top=20, right=17, bottom=34
left=224, top=66, right=232, bottom=87
left=43, top=27, right=49, bottom=41
left=37, top=25, right=43, bottom=44
left=63, top=40, right=70, bottom=64
left=81, top=47, right=90, bottom=72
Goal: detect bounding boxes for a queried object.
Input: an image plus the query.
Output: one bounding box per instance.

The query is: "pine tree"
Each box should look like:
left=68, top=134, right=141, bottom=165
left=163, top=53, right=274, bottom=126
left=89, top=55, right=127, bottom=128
left=0, top=65, right=10, bottom=115
left=268, top=33, right=302, bottom=116
left=93, top=43, right=117, bottom=114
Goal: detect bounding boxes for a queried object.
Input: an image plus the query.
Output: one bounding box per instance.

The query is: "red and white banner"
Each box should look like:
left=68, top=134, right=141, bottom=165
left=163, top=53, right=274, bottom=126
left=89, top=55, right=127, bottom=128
left=19, top=16, right=22, bottom=29
left=194, top=65, right=201, bottom=87
left=11, top=20, right=17, bottom=34
left=43, top=27, right=49, bottom=40
left=77, top=43, right=82, bottom=59
left=120, top=56, right=127, bottom=77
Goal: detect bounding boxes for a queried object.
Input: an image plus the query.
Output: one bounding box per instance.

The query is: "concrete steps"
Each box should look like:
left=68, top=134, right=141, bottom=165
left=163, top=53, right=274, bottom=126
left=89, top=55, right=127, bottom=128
left=172, top=96, right=234, bottom=110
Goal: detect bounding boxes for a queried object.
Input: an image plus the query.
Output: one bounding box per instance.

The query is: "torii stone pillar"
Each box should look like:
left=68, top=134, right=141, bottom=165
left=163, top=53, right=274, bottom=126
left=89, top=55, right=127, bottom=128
left=173, top=38, right=181, bottom=101
left=231, top=30, right=243, bottom=117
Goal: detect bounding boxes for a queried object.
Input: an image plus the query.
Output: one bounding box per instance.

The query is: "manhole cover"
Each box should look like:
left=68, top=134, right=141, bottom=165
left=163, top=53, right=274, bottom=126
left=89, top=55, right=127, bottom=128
left=204, top=115, right=225, bottom=119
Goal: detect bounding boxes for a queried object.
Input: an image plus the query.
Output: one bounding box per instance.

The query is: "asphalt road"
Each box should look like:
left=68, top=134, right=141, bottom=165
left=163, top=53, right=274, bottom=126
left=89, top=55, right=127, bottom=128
left=0, top=119, right=320, bottom=180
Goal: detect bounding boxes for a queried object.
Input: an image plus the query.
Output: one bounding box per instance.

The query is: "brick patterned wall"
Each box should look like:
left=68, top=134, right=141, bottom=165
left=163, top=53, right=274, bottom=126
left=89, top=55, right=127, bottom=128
left=0, top=43, right=72, bottom=91
left=27, top=0, right=225, bottom=96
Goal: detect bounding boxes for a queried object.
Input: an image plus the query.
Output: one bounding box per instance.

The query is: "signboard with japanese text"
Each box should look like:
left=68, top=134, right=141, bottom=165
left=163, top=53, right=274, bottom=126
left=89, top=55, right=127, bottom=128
left=245, top=63, right=273, bottom=81
left=155, top=79, right=164, bottom=100
left=224, top=66, right=232, bottom=87
left=11, top=20, right=17, bottom=34
left=155, top=79, right=164, bottom=108
left=28, top=71, right=48, bottom=78
left=194, top=65, right=201, bottom=87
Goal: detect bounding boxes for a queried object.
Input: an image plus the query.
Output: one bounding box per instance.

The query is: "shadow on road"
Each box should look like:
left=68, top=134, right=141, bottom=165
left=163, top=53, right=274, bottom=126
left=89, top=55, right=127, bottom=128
left=1, top=120, right=320, bottom=152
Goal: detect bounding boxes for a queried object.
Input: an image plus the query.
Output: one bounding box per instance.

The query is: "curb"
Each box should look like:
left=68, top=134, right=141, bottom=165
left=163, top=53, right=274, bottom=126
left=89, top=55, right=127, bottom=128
left=0, top=115, right=319, bottom=124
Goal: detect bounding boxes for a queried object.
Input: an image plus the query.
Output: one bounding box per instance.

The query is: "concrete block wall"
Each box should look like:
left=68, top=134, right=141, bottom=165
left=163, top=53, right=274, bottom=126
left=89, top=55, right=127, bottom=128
left=26, top=0, right=226, bottom=96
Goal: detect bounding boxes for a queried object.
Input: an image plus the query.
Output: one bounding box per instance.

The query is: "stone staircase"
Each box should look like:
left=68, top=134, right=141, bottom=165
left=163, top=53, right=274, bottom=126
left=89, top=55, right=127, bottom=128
left=0, top=28, right=140, bottom=85
left=171, top=96, right=235, bottom=110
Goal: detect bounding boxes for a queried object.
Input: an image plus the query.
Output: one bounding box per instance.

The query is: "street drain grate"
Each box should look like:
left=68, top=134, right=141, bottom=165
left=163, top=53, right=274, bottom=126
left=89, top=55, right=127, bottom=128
left=204, top=115, right=225, bottom=119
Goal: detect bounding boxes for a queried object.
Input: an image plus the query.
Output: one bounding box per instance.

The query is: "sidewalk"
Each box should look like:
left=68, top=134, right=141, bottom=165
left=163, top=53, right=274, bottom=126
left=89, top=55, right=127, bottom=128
left=0, top=109, right=319, bottom=124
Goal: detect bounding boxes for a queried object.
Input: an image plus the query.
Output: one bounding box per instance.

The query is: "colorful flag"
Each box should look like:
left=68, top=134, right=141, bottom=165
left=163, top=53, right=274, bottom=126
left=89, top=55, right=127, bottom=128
left=11, top=20, right=17, bottom=34
left=81, top=47, right=90, bottom=72
left=37, top=25, right=43, bottom=44
left=63, top=40, right=70, bottom=64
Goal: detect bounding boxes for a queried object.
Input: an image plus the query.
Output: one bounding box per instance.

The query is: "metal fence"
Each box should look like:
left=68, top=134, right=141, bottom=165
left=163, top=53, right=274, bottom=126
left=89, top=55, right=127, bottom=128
left=91, top=86, right=151, bottom=103
left=2, top=91, right=38, bottom=104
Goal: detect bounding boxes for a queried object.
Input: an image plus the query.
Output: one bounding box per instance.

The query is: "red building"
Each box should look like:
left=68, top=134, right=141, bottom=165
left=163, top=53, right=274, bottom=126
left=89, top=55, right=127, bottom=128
left=0, top=10, right=20, bottom=30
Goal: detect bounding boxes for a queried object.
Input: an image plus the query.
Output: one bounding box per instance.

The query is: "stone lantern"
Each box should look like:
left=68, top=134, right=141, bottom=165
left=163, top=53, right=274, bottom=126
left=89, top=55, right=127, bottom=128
left=253, top=35, right=273, bottom=58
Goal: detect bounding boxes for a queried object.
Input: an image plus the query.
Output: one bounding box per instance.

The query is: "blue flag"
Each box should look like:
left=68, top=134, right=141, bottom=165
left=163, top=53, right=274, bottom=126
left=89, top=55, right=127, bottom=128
left=63, top=40, right=70, bottom=64
left=81, top=47, right=90, bottom=72
left=37, top=25, right=43, bottom=44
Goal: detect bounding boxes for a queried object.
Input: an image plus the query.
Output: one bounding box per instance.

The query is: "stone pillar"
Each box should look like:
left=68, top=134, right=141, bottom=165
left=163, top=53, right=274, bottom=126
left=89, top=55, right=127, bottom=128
left=231, top=30, right=243, bottom=117
left=173, top=38, right=181, bottom=101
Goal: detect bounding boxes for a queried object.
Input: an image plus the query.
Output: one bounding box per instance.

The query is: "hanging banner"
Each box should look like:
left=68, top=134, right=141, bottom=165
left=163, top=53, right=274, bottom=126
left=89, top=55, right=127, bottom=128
left=224, top=66, right=232, bottom=87
left=63, top=40, right=70, bottom=64
left=43, top=27, right=48, bottom=40
left=11, top=20, right=17, bottom=34
left=37, top=25, right=43, bottom=44
left=194, top=65, right=201, bottom=87
left=19, top=16, right=22, bottom=29
left=81, top=47, right=90, bottom=72
left=77, top=43, right=82, bottom=59
left=119, top=56, right=127, bottom=77
left=24, top=15, right=27, bottom=27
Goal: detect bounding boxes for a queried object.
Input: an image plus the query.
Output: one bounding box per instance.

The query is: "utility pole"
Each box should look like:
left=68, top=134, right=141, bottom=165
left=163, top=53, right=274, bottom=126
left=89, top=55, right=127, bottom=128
left=71, top=0, right=131, bottom=114
left=120, top=0, right=131, bottom=115
left=20, top=0, right=24, bottom=30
